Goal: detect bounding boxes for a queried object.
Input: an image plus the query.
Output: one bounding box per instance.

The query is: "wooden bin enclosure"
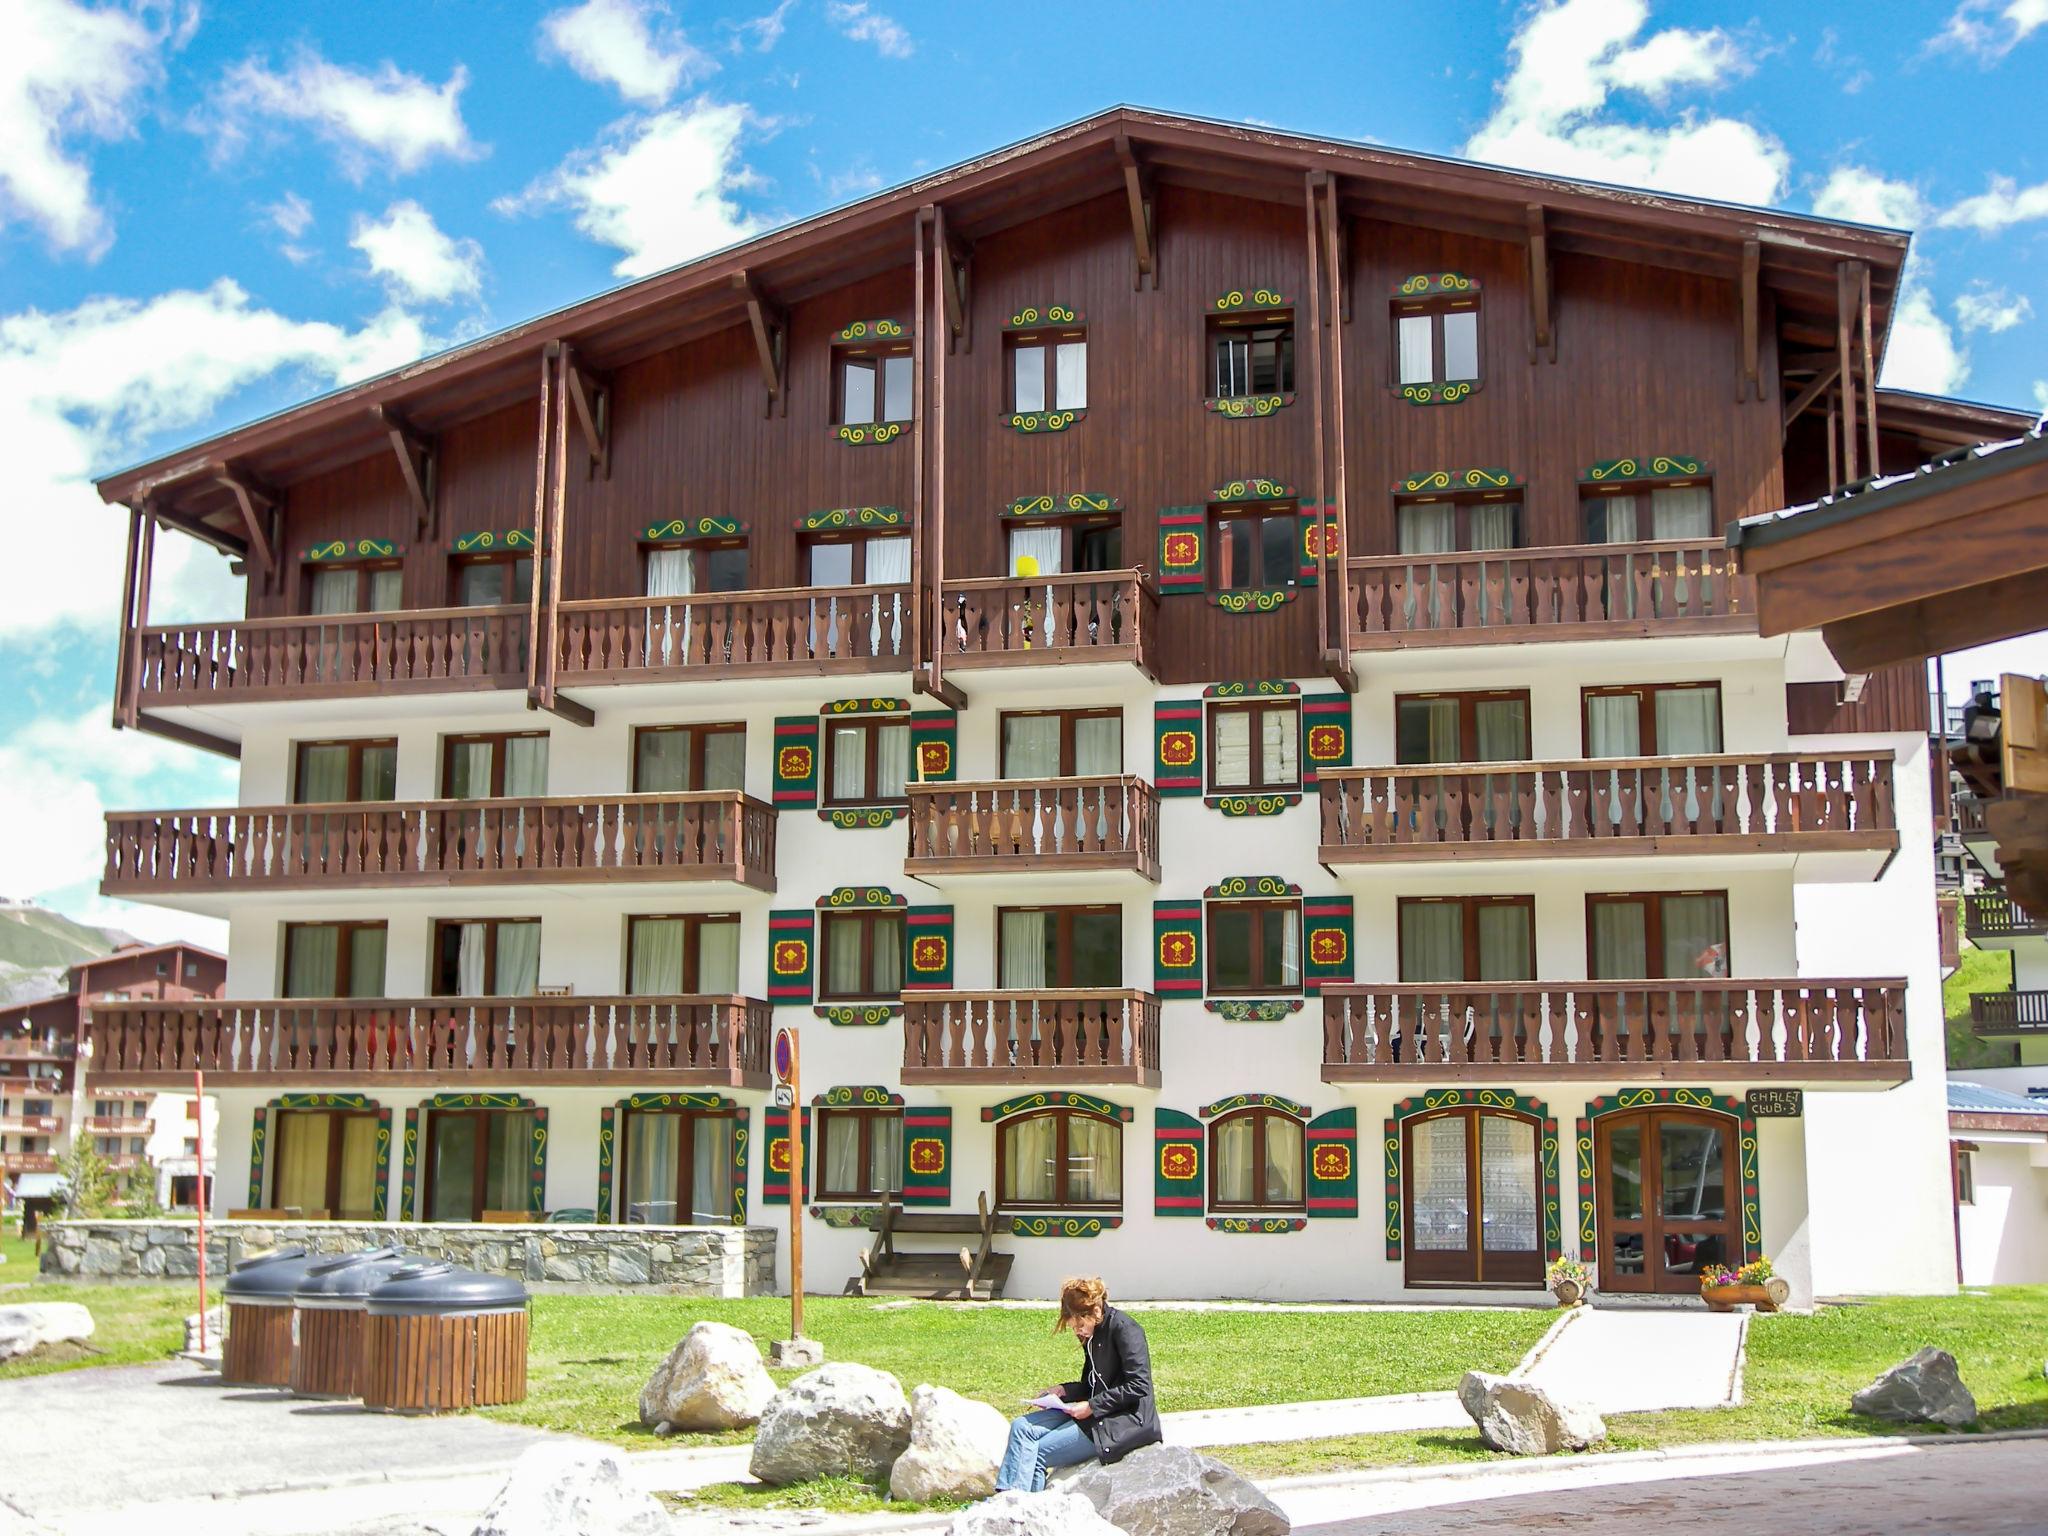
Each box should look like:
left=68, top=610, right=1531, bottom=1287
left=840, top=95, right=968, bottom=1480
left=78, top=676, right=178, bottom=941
left=289, top=1247, right=413, bottom=1400
left=361, top=1262, right=530, bottom=1413
left=220, top=1246, right=318, bottom=1388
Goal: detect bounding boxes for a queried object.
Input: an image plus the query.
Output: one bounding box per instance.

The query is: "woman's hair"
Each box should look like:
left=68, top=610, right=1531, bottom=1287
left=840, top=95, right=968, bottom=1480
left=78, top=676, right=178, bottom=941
left=1054, top=1274, right=1109, bottom=1333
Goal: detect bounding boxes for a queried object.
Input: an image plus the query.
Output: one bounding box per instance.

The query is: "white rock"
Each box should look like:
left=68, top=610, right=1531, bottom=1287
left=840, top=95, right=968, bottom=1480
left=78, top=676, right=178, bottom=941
left=889, top=1384, right=1012, bottom=1502
left=0, top=1303, right=94, bottom=1364
left=470, top=1444, right=668, bottom=1536
left=638, top=1320, right=776, bottom=1432
left=1458, top=1370, right=1605, bottom=1455
left=749, top=1362, right=912, bottom=1486
left=946, top=1488, right=1123, bottom=1536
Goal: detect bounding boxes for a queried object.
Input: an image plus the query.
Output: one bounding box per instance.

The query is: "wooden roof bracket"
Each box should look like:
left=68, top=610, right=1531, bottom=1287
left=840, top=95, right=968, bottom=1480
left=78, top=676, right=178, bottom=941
left=1525, top=203, right=1555, bottom=363
left=940, top=224, right=972, bottom=353
left=1836, top=260, right=1864, bottom=484
left=211, top=461, right=280, bottom=593
left=378, top=405, right=438, bottom=539
left=733, top=270, right=788, bottom=418
left=1116, top=134, right=1157, bottom=290
left=1781, top=361, right=1840, bottom=434
left=1738, top=238, right=1763, bottom=401
left=561, top=344, right=612, bottom=476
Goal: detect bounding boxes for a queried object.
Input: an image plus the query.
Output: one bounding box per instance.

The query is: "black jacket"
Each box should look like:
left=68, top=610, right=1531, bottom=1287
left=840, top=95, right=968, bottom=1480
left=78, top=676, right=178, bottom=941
left=1058, top=1306, right=1163, bottom=1464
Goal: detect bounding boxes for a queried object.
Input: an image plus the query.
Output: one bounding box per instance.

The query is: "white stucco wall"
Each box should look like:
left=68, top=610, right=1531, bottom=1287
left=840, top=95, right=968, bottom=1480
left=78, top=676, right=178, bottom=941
left=1955, top=1136, right=2048, bottom=1285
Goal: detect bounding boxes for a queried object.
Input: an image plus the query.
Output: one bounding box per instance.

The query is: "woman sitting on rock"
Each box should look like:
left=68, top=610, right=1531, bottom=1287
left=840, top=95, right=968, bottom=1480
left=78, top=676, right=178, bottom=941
left=995, top=1274, right=1161, bottom=1492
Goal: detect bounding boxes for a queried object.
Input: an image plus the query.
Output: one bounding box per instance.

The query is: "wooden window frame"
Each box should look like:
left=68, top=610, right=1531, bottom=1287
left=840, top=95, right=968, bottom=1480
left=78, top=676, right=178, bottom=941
left=804, top=531, right=907, bottom=586
left=620, top=1104, right=737, bottom=1224
left=1584, top=891, right=1731, bottom=981
left=1579, top=479, right=1716, bottom=544
left=997, top=709, right=1123, bottom=778
left=1208, top=503, right=1299, bottom=592
left=1206, top=699, right=1301, bottom=793
left=994, top=1108, right=1123, bottom=1213
left=1206, top=1106, right=1307, bottom=1215
left=626, top=913, right=742, bottom=995
left=814, top=1106, right=905, bottom=1202
left=1393, top=691, right=1533, bottom=766
left=281, top=920, right=387, bottom=999
left=1005, top=327, right=1088, bottom=414
left=1402, top=1106, right=1545, bottom=1288
left=1205, top=899, right=1303, bottom=997
left=1396, top=896, right=1537, bottom=983
left=291, top=737, right=398, bottom=804
left=631, top=723, right=746, bottom=793
left=440, top=731, right=550, bottom=799
left=816, top=909, right=906, bottom=1002
left=431, top=917, right=542, bottom=997
left=1205, top=314, right=1295, bottom=400
left=451, top=551, right=534, bottom=607
left=1393, top=493, right=1524, bottom=553
left=271, top=1106, right=381, bottom=1217
left=995, top=905, right=1124, bottom=989
left=303, top=560, right=402, bottom=615
left=833, top=343, right=913, bottom=426
left=822, top=715, right=911, bottom=807
left=422, top=1107, right=531, bottom=1223
left=643, top=539, right=749, bottom=594
left=1579, top=682, right=1724, bottom=757
left=1390, top=294, right=1482, bottom=391
left=1005, top=516, right=1123, bottom=576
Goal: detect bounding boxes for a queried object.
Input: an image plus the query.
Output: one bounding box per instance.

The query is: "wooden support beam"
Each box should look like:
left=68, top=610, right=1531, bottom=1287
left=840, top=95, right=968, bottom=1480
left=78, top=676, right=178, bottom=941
left=1782, top=362, right=1840, bottom=432
left=1821, top=571, right=2048, bottom=673
left=1336, top=205, right=1351, bottom=324
left=1115, top=133, right=1156, bottom=289
left=910, top=208, right=929, bottom=681
left=1304, top=171, right=1328, bottom=669
left=1860, top=260, right=1880, bottom=475
left=527, top=343, right=557, bottom=705
left=1525, top=203, right=1554, bottom=362
left=134, top=710, right=242, bottom=761
left=732, top=270, right=788, bottom=418
left=211, top=462, right=277, bottom=585
left=1837, top=261, right=1861, bottom=485
left=1781, top=350, right=1842, bottom=374
left=562, top=345, right=611, bottom=477
left=1321, top=172, right=1357, bottom=692
left=533, top=691, right=596, bottom=728
left=938, top=225, right=971, bottom=352
left=377, top=405, right=437, bottom=538
left=113, top=506, right=143, bottom=730
left=1739, top=238, right=1761, bottom=401
left=928, top=202, right=951, bottom=701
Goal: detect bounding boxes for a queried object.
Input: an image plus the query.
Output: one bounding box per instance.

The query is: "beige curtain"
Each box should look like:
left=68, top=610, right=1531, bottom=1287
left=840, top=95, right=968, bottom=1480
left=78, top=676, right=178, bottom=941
left=1400, top=904, right=1464, bottom=982
left=494, top=923, right=542, bottom=996
left=1397, top=315, right=1434, bottom=385
left=624, top=1112, right=680, bottom=1222
left=347, top=927, right=387, bottom=999
left=1074, top=715, right=1121, bottom=776
left=503, top=737, right=549, bottom=797
left=1398, top=504, right=1456, bottom=554
left=1000, top=910, right=1049, bottom=988
left=1654, top=688, right=1721, bottom=754
left=285, top=926, right=339, bottom=997
left=1474, top=698, right=1527, bottom=762
left=691, top=1117, right=733, bottom=1224
left=631, top=920, right=686, bottom=994
left=309, top=568, right=358, bottom=615
left=296, top=745, right=350, bottom=803
left=338, top=1115, right=379, bottom=1218
left=698, top=921, right=740, bottom=993
left=1003, top=716, right=1060, bottom=778
left=273, top=1112, right=330, bottom=1212
left=1585, top=695, right=1641, bottom=757
left=1590, top=902, right=1649, bottom=980
left=1066, top=1116, right=1120, bottom=1203
left=823, top=1114, right=861, bottom=1194
left=1476, top=905, right=1533, bottom=981
left=486, top=1112, right=535, bottom=1214
left=1001, top=1116, right=1057, bottom=1203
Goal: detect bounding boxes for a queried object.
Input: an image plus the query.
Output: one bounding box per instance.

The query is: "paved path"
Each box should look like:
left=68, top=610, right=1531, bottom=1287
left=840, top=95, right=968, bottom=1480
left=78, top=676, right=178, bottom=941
left=1516, top=1305, right=1746, bottom=1414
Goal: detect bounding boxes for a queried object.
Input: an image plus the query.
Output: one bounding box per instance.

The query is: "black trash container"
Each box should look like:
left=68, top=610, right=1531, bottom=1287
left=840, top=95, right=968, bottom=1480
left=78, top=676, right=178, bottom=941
left=361, top=1262, right=530, bottom=1413
left=289, top=1247, right=412, bottom=1399
left=221, top=1246, right=317, bottom=1388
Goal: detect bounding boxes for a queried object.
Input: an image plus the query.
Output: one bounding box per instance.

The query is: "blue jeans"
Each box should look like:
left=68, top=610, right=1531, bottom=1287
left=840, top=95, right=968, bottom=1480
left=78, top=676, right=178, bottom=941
left=995, top=1408, right=1097, bottom=1492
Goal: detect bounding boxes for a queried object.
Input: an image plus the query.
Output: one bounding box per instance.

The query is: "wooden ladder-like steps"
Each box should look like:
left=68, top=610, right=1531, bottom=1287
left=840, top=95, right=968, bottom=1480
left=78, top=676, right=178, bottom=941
left=850, top=1193, right=1011, bottom=1300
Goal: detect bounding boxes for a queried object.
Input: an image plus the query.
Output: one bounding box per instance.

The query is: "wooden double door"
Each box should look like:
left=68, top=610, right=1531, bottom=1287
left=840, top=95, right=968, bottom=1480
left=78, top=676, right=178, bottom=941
left=1594, top=1109, right=1738, bottom=1294
left=1402, top=1108, right=1545, bottom=1288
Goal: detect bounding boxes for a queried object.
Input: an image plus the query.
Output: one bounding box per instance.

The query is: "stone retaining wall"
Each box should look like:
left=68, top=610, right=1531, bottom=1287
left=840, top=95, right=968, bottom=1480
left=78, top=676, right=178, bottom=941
left=39, top=1220, right=777, bottom=1295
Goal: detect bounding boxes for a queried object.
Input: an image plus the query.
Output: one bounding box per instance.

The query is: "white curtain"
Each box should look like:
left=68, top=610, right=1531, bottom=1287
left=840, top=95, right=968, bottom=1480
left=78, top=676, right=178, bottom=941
left=877, top=725, right=910, bottom=797
left=1474, top=699, right=1526, bottom=762
left=1397, top=314, right=1434, bottom=385
left=865, top=536, right=911, bottom=585
left=1009, top=525, right=1063, bottom=577
left=1477, top=905, right=1533, bottom=982
left=503, top=736, right=549, bottom=797
left=1468, top=502, right=1516, bottom=551
left=1480, top=1116, right=1538, bottom=1252
left=1003, top=716, right=1060, bottom=778
left=1278, top=907, right=1301, bottom=987
left=631, top=919, right=686, bottom=994
left=1265, top=1117, right=1304, bottom=1203
left=871, top=1115, right=903, bottom=1193
left=824, top=1115, right=861, bottom=1195
left=450, top=742, right=494, bottom=799
left=691, top=1117, right=732, bottom=1224
left=646, top=548, right=695, bottom=598
left=1402, top=699, right=1460, bottom=764
left=1066, top=1116, right=1119, bottom=1203
left=1585, top=695, right=1641, bottom=757
left=1398, top=504, right=1456, bottom=555
left=637, top=731, right=690, bottom=792
left=367, top=569, right=404, bottom=612
left=1654, top=688, right=1721, bottom=754
left=1663, top=896, right=1728, bottom=978
left=625, top=1113, right=679, bottom=1222
left=1002, top=1116, right=1057, bottom=1203
left=1409, top=1116, right=1467, bottom=1250
left=1261, top=709, right=1299, bottom=786
left=1400, top=904, right=1464, bottom=982
left=1213, top=710, right=1251, bottom=788
left=873, top=916, right=903, bottom=992
left=349, top=927, right=388, bottom=999
left=825, top=915, right=864, bottom=995
left=1055, top=341, right=1087, bottom=409
left=286, top=926, right=339, bottom=997
left=1442, top=311, right=1479, bottom=380
left=310, top=568, right=357, bottom=615
left=1001, top=911, right=1049, bottom=988
left=297, top=746, right=349, bottom=803
left=1597, top=494, right=1640, bottom=543
left=1590, top=902, right=1649, bottom=980
left=1212, top=1115, right=1254, bottom=1205
left=702, top=731, right=745, bottom=791
left=1014, top=344, right=1045, bottom=412
left=455, top=923, right=489, bottom=995
left=830, top=725, right=867, bottom=800
left=495, top=923, right=541, bottom=995
left=698, top=921, right=740, bottom=993
left=488, top=1113, right=535, bottom=1213
left=1075, top=715, right=1120, bottom=776
left=1650, top=486, right=1713, bottom=539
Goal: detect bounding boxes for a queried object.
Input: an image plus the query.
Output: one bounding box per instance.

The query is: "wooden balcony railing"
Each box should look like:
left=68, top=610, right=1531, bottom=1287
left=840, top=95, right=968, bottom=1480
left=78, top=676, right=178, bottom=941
left=1963, top=892, right=2048, bottom=942
left=1318, top=752, right=1896, bottom=864
left=0, top=1154, right=57, bottom=1174
left=905, top=777, right=1161, bottom=879
left=1347, top=539, right=1751, bottom=649
left=136, top=606, right=529, bottom=704
left=943, top=571, right=1158, bottom=674
left=0, top=1115, right=61, bottom=1135
left=556, top=584, right=911, bottom=682
left=79, top=1116, right=147, bottom=1134
left=103, top=791, right=777, bottom=898
left=1971, top=990, right=2048, bottom=1034
left=902, top=990, right=1162, bottom=1087
left=87, top=996, right=772, bottom=1089
left=0, top=1039, right=71, bottom=1060
left=1322, top=979, right=1910, bottom=1083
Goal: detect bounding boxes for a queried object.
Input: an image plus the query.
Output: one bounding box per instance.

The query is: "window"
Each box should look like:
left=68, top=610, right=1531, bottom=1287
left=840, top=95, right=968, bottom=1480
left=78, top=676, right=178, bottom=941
left=1395, top=692, right=1531, bottom=765
left=1209, top=700, right=1299, bottom=793
left=825, top=715, right=910, bottom=806
left=432, top=918, right=542, bottom=997
left=1956, top=1147, right=1976, bottom=1206
left=1588, top=892, right=1730, bottom=980
left=1582, top=482, right=1714, bottom=544
left=1211, top=506, right=1297, bottom=592
left=293, top=738, right=398, bottom=803
left=1006, top=518, right=1122, bottom=577
left=998, top=907, right=1122, bottom=989
left=282, top=922, right=387, bottom=998
left=997, top=1109, right=1121, bottom=1210
left=1008, top=329, right=1087, bottom=413
left=272, top=1106, right=381, bottom=1219
left=1397, top=897, right=1535, bottom=982
left=806, top=533, right=911, bottom=587
left=1209, top=1107, right=1306, bottom=1213
left=645, top=540, right=748, bottom=597
left=621, top=1104, right=736, bottom=1224
left=1404, top=1107, right=1543, bottom=1287
left=425, top=1107, right=537, bottom=1222
left=816, top=1107, right=904, bottom=1202
left=1207, top=318, right=1294, bottom=399
left=1581, top=683, right=1722, bottom=758
left=999, top=710, right=1122, bottom=779
left=454, top=553, right=533, bottom=607
left=634, top=724, right=745, bottom=793
left=1208, top=901, right=1301, bottom=995
left=836, top=346, right=913, bottom=426
left=442, top=732, right=550, bottom=799
left=1392, top=293, right=1480, bottom=390
left=627, top=914, right=741, bottom=995
left=307, top=562, right=403, bottom=616
left=1395, top=494, right=1521, bottom=554
left=818, top=909, right=904, bottom=1001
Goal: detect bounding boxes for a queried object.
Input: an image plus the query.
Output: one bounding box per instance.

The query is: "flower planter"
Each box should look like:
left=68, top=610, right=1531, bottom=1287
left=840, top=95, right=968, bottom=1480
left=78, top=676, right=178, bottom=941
left=1701, top=1278, right=1788, bottom=1313
left=1551, top=1278, right=1586, bottom=1308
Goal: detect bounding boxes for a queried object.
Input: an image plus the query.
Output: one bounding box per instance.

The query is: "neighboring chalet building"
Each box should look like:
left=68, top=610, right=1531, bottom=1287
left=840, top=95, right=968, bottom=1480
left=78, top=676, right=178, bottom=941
left=85, top=110, right=2036, bottom=1302
left=1948, top=1082, right=2048, bottom=1285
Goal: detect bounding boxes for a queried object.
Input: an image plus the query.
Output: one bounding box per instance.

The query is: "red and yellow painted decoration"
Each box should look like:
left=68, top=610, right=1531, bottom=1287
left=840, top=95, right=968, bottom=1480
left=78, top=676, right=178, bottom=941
left=1153, top=1108, right=1204, bottom=1216
left=1306, top=1107, right=1358, bottom=1217
left=1004, top=492, right=1122, bottom=521
left=1156, top=506, right=1207, bottom=595
left=1575, top=1088, right=1758, bottom=1263
left=1152, top=900, right=1203, bottom=998
left=767, top=910, right=814, bottom=1003
left=598, top=1094, right=745, bottom=1226
left=1152, top=698, right=1203, bottom=796
left=1384, top=1090, right=1559, bottom=1262
left=773, top=716, right=822, bottom=807
left=1154, top=1098, right=1355, bottom=1222
left=905, top=905, right=954, bottom=990
left=762, top=1105, right=810, bottom=1205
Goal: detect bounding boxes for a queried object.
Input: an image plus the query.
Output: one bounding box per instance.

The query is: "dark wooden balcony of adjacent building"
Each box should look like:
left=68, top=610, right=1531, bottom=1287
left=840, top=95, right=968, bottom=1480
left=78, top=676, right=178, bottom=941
left=904, top=777, right=1161, bottom=884
left=1317, top=752, right=1896, bottom=879
left=1321, top=979, right=1911, bottom=1087
left=86, top=996, right=773, bottom=1091
left=901, top=990, right=1161, bottom=1088
left=1970, top=989, right=2048, bottom=1037
left=0, top=1037, right=73, bottom=1061
left=102, top=791, right=777, bottom=908
left=1962, top=892, right=2048, bottom=947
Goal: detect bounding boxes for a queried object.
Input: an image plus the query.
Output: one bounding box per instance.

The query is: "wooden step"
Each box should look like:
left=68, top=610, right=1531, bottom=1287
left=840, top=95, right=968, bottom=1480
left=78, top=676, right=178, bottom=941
left=891, top=1213, right=987, bottom=1235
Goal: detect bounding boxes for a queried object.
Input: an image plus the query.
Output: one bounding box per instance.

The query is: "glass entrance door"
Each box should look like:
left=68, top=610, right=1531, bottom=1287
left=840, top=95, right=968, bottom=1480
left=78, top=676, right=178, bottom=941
left=1596, top=1110, right=1736, bottom=1293
left=1402, top=1109, right=1543, bottom=1287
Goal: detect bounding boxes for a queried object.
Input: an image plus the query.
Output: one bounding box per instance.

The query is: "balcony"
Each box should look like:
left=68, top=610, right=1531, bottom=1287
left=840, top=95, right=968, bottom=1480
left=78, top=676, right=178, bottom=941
left=1347, top=540, right=1752, bottom=652
left=0, top=1038, right=71, bottom=1061
left=1318, top=752, right=1896, bottom=880
left=902, top=990, right=1161, bottom=1088
left=942, top=572, right=1159, bottom=681
left=1321, top=979, right=1910, bottom=1087
left=80, top=1116, right=149, bottom=1134
left=0, top=1154, right=57, bottom=1174
left=0, top=1115, right=61, bottom=1135
left=86, top=996, right=772, bottom=1090
left=1971, top=990, right=2048, bottom=1036
left=905, top=777, right=1161, bottom=884
left=102, top=792, right=776, bottom=908
left=556, top=584, right=911, bottom=684
left=1963, top=892, right=2048, bottom=947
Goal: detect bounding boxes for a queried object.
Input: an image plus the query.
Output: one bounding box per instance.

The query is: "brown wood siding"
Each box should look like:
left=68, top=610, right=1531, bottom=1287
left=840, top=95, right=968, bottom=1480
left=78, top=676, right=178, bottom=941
left=1786, top=661, right=1930, bottom=735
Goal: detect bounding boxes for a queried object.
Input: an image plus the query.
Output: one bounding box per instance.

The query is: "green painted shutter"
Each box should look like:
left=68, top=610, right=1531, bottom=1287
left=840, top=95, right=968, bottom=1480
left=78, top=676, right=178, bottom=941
left=774, top=715, right=821, bottom=807
left=768, top=909, right=814, bottom=1003
left=730, top=1107, right=749, bottom=1226
left=1154, top=1108, right=1205, bottom=1217
left=1153, top=900, right=1203, bottom=998
left=910, top=711, right=958, bottom=783
left=528, top=1108, right=549, bottom=1216
left=1300, top=692, right=1352, bottom=787
left=1157, top=506, right=1207, bottom=594
left=597, top=1105, right=617, bottom=1222
left=901, top=1106, right=952, bottom=1206
left=1307, top=1107, right=1359, bottom=1217
left=1154, top=699, right=1203, bottom=797
left=764, top=1105, right=811, bottom=1206
left=905, top=905, right=954, bottom=989
left=1303, top=896, right=1354, bottom=995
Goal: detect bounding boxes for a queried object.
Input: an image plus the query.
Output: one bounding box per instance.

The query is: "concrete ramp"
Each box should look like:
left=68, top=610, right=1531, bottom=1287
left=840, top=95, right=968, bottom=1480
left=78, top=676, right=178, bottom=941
left=1518, top=1306, right=1747, bottom=1414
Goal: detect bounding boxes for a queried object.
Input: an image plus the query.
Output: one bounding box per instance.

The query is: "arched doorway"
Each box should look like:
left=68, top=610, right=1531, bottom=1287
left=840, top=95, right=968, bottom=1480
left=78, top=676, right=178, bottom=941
left=1402, top=1106, right=1545, bottom=1288
left=1594, top=1108, right=1737, bottom=1293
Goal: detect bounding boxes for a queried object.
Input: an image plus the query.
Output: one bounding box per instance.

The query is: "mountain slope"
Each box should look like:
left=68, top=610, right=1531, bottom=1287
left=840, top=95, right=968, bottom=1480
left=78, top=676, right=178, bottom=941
left=0, top=902, right=136, bottom=1007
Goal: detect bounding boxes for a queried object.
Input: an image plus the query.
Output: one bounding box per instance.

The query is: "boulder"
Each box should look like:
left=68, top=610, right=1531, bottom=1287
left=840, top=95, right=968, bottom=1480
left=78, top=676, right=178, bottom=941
left=183, top=1307, right=226, bottom=1353
left=889, top=1385, right=1012, bottom=1502
left=1458, top=1370, right=1606, bottom=1455
left=946, top=1489, right=1122, bottom=1536
left=637, top=1320, right=775, bottom=1432
left=1851, top=1347, right=1978, bottom=1427
left=748, top=1363, right=912, bottom=1486
left=1052, top=1443, right=1289, bottom=1535
left=0, top=1303, right=94, bottom=1364
left=470, top=1445, right=668, bottom=1536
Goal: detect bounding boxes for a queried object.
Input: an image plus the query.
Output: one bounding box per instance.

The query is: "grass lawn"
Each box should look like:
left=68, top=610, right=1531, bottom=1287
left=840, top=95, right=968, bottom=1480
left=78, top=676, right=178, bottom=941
left=1945, top=941, right=2017, bottom=1070
left=0, top=1225, right=194, bottom=1382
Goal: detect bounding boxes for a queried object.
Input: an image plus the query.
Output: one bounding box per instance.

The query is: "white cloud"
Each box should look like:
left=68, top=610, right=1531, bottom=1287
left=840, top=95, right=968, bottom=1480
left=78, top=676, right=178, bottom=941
left=263, top=191, right=314, bottom=239
left=495, top=99, right=762, bottom=278
left=209, top=49, right=478, bottom=179
left=0, top=0, right=171, bottom=257
left=1879, top=283, right=1969, bottom=396
left=1954, top=284, right=2033, bottom=333
left=1464, top=0, right=1787, bottom=207
left=541, top=0, right=713, bottom=105
left=1930, top=0, right=2048, bottom=60
left=827, top=1, right=912, bottom=59
left=730, top=0, right=794, bottom=52
left=1938, top=174, right=2048, bottom=232
left=1812, top=165, right=1925, bottom=228
left=350, top=200, right=484, bottom=304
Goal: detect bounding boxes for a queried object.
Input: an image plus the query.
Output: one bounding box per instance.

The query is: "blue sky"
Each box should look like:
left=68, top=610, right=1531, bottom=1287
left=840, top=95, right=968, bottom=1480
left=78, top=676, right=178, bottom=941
left=3, top=0, right=2045, bottom=946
